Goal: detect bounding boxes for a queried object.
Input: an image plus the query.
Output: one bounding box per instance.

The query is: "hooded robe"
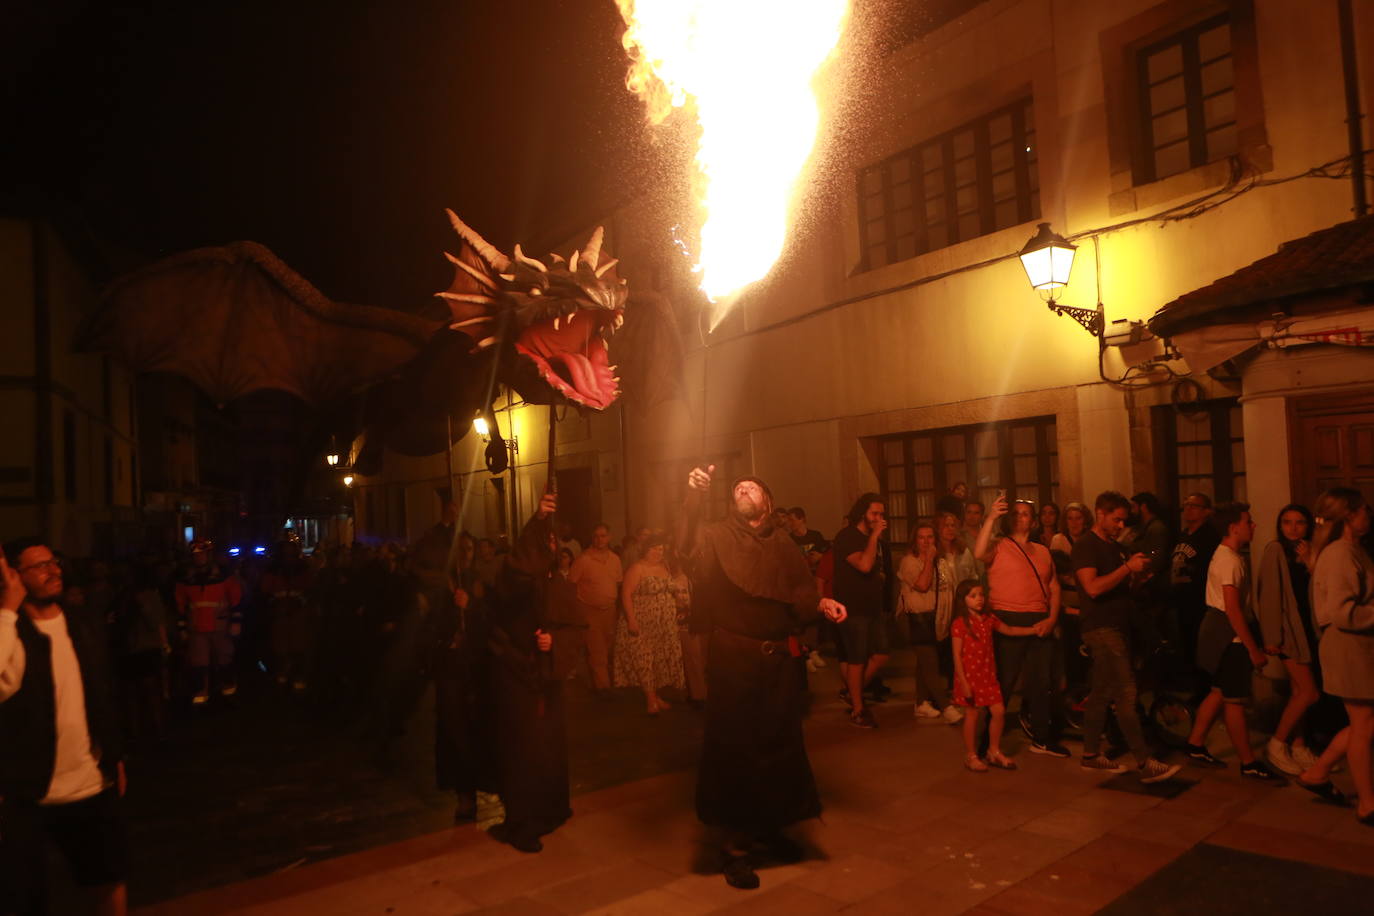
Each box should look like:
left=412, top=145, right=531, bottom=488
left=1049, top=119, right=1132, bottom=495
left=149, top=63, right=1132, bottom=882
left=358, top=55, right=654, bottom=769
left=685, top=478, right=825, bottom=834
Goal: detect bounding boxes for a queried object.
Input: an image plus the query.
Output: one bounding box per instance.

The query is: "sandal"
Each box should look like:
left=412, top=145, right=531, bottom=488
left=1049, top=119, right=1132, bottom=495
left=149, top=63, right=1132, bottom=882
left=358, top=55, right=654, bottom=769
left=1296, top=777, right=1352, bottom=807
left=987, top=753, right=1018, bottom=771
left=964, top=753, right=989, bottom=772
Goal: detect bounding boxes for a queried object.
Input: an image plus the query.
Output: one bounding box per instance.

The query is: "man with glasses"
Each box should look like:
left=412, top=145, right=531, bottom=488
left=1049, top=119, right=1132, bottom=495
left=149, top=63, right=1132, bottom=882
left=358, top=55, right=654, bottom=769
left=1170, top=493, right=1220, bottom=685
left=2, top=539, right=128, bottom=916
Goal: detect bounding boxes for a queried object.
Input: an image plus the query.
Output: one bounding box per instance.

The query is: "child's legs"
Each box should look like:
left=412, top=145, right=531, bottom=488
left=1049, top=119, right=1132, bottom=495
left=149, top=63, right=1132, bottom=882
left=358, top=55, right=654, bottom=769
left=962, top=707, right=982, bottom=755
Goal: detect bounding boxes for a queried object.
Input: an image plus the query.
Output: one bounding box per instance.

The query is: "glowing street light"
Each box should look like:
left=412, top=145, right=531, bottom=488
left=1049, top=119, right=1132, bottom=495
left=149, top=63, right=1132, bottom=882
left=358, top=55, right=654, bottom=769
left=472, top=416, right=490, bottom=438
left=1018, top=222, right=1077, bottom=300
left=1018, top=222, right=1101, bottom=337
left=326, top=452, right=340, bottom=467
left=342, top=474, right=355, bottom=487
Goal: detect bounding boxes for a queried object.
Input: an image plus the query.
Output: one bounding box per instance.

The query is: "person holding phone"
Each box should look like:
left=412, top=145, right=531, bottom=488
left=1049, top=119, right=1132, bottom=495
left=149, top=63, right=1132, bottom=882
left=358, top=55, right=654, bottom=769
left=975, top=491, right=1066, bottom=757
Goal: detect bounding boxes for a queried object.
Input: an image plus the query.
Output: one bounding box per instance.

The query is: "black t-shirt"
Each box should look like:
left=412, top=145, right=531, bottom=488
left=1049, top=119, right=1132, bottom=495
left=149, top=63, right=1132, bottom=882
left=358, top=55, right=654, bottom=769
left=1072, top=530, right=1135, bottom=633
left=832, top=525, right=889, bottom=616
left=1170, top=523, right=1220, bottom=603
left=791, top=529, right=829, bottom=555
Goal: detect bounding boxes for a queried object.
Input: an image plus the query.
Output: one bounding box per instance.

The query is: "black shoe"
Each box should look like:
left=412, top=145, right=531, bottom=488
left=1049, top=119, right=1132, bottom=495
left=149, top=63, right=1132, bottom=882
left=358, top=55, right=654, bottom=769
left=1105, top=743, right=1131, bottom=761
left=1240, top=760, right=1286, bottom=783
left=862, top=688, right=888, bottom=704
left=1030, top=741, right=1071, bottom=758
left=1296, top=778, right=1353, bottom=807
left=723, top=853, right=759, bottom=889
left=1185, top=744, right=1227, bottom=768
left=869, top=682, right=893, bottom=700
left=489, top=822, right=543, bottom=853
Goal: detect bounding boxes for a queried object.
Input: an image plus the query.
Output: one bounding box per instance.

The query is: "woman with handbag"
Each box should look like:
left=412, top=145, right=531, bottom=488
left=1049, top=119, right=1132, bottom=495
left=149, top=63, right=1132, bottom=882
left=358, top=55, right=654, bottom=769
left=899, top=523, right=960, bottom=723
left=975, top=494, right=1066, bottom=757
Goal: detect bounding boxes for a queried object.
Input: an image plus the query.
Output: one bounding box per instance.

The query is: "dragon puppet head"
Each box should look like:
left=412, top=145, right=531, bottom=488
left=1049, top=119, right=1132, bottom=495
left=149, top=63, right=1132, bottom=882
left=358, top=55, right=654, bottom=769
left=439, top=210, right=627, bottom=411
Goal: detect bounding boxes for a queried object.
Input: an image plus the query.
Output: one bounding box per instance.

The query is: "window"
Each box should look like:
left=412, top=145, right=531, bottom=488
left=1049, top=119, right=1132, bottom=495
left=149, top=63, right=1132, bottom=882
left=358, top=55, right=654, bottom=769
left=1153, top=398, right=1245, bottom=505
left=858, top=98, right=1039, bottom=270
left=877, top=416, right=1058, bottom=545
left=1136, top=13, right=1235, bottom=183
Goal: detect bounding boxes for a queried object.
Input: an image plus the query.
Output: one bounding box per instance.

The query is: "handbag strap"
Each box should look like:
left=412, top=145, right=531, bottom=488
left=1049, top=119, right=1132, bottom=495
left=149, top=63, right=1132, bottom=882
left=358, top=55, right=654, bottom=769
left=1007, top=537, right=1051, bottom=606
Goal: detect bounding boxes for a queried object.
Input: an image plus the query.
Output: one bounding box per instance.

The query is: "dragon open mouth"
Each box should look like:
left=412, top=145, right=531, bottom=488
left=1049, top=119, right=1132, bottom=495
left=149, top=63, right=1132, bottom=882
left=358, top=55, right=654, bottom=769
left=515, top=309, right=622, bottom=410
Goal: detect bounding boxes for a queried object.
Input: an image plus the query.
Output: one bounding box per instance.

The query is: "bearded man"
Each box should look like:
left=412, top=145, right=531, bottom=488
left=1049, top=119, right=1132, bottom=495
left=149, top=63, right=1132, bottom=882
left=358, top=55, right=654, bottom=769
left=681, top=465, right=847, bottom=890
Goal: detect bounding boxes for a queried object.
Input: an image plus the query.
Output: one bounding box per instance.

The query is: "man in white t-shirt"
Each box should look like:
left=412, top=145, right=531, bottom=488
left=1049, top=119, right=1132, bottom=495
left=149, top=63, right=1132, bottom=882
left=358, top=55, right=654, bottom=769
left=1181, top=504, right=1283, bottom=781
left=1, top=539, right=129, bottom=916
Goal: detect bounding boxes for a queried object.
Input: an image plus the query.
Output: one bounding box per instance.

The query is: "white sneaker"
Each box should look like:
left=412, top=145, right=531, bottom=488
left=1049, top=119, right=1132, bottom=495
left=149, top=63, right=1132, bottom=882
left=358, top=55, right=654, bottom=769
left=1289, top=743, right=1319, bottom=770
left=914, top=701, right=942, bottom=719
left=942, top=705, right=964, bottom=724
left=1266, top=738, right=1303, bottom=775
left=809, top=651, right=827, bottom=669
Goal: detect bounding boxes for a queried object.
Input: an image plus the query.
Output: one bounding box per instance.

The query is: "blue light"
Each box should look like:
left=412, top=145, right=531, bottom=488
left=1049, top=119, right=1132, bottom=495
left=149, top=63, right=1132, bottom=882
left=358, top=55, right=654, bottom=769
left=228, top=547, right=241, bottom=557
left=254, top=546, right=267, bottom=555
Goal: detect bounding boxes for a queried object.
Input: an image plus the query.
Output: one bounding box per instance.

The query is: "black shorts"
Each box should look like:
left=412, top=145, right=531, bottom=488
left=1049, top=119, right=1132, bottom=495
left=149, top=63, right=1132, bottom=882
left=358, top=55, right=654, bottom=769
left=1214, top=643, right=1254, bottom=701
left=837, top=614, right=890, bottom=664
left=0, top=786, right=127, bottom=910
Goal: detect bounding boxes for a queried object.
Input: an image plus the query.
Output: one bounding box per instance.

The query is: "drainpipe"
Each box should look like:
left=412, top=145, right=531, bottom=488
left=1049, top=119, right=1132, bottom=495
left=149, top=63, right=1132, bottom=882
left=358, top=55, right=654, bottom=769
left=1338, top=0, right=1369, bottom=218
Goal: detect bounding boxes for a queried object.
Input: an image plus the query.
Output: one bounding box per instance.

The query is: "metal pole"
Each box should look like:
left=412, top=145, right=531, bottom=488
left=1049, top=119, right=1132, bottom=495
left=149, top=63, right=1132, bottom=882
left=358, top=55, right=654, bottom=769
left=1339, top=0, right=1369, bottom=218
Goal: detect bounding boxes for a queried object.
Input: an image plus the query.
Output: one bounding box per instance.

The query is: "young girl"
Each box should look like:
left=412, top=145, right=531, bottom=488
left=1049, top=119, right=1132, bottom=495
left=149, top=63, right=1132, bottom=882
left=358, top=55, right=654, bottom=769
left=951, top=579, right=1038, bottom=772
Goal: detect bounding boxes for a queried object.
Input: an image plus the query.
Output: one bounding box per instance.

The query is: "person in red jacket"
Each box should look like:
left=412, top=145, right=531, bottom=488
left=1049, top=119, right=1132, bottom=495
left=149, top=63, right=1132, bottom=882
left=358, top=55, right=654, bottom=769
left=174, top=539, right=243, bottom=704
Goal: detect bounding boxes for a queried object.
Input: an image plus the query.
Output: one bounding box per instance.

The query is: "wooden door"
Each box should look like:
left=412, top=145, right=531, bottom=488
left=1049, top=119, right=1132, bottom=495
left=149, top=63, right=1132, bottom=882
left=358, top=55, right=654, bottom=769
left=1291, top=392, right=1374, bottom=505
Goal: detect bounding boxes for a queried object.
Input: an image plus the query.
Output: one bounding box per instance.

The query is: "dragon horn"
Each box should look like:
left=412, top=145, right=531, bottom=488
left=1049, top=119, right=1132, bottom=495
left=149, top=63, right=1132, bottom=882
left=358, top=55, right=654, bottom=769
left=580, top=226, right=604, bottom=270
left=446, top=209, right=511, bottom=273
left=569, top=249, right=579, bottom=272
left=436, top=292, right=495, bottom=305
left=444, top=252, right=500, bottom=292
left=513, top=243, right=548, bottom=273
left=594, top=257, right=619, bottom=279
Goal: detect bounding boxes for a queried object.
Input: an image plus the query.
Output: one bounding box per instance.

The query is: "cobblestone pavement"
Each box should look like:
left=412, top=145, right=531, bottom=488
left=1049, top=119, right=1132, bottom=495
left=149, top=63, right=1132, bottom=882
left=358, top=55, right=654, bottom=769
left=128, top=653, right=1374, bottom=915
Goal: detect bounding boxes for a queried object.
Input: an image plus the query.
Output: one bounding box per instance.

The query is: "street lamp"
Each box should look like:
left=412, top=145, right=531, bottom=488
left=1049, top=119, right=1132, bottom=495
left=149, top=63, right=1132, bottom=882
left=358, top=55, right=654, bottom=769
left=1018, top=222, right=1102, bottom=337
left=326, top=452, right=340, bottom=467
left=472, top=416, right=490, bottom=438
left=342, top=474, right=354, bottom=487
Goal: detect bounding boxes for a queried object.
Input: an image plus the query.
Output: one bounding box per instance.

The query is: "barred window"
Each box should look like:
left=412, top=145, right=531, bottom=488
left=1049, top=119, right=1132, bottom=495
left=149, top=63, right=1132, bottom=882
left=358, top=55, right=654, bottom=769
left=858, top=98, right=1040, bottom=271
left=1154, top=398, right=1245, bottom=505
left=1137, top=13, right=1235, bottom=183
left=878, top=416, right=1058, bottom=546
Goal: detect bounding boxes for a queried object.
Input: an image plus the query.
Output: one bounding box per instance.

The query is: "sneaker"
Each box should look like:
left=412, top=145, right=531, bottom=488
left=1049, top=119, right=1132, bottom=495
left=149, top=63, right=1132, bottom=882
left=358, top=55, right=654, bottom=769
left=1185, top=744, right=1227, bottom=768
left=809, top=650, right=827, bottom=669
left=1030, top=741, right=1071, bottom=758
left=1017, top=712, right=1034, bottom=741
left=942, top=705, right=964, bottom=724
left=722, top=853, right=760, bottom=890
left=1138, top=758, right=1184, bottom=784
left=1081, top=755, right=1128, bottom=774
left=1266, top=738, right=1303, bottom=775
left=1289, top=743, right=1319, bottom=770
left=863, top=686, right=890, bottom=704
left=1240, top=760, right=1286, bottom=783
left=914, top=701, right=942, bottom=719
left=849, top=708, right=878, bottom=729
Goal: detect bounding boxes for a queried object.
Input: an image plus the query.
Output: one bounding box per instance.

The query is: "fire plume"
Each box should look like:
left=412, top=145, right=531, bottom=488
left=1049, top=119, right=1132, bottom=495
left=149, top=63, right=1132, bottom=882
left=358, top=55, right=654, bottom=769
left=616, top=0, right=851, bottom=321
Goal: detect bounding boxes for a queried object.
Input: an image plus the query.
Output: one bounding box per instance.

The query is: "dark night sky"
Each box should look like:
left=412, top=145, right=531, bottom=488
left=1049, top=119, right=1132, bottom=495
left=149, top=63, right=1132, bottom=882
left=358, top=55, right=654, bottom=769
left=4, top=0, right=655, bottom=311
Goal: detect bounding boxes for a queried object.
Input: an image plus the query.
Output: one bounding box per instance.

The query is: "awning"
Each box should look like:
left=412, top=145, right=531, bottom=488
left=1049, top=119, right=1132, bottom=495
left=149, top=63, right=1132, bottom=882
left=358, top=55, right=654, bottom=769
left=1169, top=305, right=1374, bottom=372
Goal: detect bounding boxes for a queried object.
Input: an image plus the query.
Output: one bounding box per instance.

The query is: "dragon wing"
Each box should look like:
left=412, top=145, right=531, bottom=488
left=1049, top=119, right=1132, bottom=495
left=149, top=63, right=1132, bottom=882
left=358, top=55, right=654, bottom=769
left=77, top=241, right=440, bottom=406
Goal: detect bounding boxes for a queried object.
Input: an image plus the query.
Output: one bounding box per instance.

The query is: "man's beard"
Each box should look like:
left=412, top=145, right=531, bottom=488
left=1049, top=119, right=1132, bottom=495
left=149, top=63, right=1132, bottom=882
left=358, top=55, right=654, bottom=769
left=733, top=495, right=767, bottom=522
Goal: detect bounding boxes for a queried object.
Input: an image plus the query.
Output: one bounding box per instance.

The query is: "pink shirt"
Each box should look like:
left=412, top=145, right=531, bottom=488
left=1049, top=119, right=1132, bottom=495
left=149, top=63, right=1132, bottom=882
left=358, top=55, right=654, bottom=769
left=986, top=537, right=1054, bottom=615
left=569, top=548, right=623, bottom=609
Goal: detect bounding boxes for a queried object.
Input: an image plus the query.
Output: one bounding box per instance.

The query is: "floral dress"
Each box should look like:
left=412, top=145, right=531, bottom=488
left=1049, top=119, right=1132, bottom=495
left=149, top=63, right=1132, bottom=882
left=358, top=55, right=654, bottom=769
left=613, top=573, right=686, bottom=691
left=951, top=613, right=1002, bottom=708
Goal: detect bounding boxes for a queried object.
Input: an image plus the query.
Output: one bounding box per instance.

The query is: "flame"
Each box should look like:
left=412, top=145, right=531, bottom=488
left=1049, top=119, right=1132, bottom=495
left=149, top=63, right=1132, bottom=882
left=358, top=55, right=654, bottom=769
left=616, top=0, right=851, bottom=322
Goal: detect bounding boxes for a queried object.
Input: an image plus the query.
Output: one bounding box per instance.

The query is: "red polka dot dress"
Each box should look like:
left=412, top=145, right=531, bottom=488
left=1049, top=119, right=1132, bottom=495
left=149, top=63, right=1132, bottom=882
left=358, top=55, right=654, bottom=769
left=952, top=613, right=1002, bottom=708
